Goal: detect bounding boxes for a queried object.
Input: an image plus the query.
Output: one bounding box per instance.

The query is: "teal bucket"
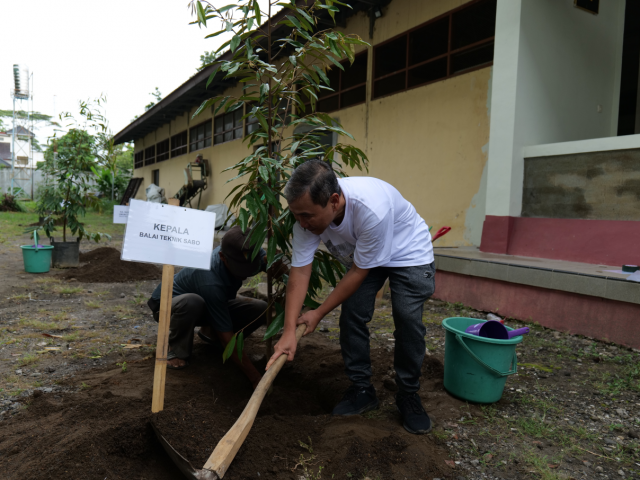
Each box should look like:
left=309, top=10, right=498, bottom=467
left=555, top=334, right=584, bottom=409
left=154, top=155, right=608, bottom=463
left=20, top=231, right=54, bottom=274
left=442, top=317, right=524, bottom=404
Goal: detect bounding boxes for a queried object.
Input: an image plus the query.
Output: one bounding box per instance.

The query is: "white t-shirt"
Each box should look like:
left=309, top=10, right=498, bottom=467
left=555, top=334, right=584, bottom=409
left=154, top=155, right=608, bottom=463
left=291, top=177, right=434, bottom=269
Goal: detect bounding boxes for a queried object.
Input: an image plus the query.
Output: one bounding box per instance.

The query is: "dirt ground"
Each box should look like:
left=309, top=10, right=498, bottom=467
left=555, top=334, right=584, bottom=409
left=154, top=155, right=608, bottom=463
left=0, top=228, right=639, bottom=480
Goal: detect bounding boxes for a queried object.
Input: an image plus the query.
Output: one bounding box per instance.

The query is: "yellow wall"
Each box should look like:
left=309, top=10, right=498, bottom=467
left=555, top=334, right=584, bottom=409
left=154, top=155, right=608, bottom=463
left=133, top=0, right=490, bottom=246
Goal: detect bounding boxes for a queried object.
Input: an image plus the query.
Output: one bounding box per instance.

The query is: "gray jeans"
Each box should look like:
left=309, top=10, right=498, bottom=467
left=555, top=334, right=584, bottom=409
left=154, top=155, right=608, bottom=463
left=340, top=262, right=435, bottom=394
left=148, top=294, right=267, bottom=359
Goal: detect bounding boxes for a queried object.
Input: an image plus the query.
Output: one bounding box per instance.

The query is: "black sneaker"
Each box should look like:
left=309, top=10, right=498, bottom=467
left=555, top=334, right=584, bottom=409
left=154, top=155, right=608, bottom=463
left=332, top=384, right=379, bottom=416
left=396, top=392, right=432, bottom=434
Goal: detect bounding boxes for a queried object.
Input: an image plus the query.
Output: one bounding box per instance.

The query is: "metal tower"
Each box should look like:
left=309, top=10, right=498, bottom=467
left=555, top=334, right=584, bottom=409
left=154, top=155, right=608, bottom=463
left=10, top=64, right=35, bottom=199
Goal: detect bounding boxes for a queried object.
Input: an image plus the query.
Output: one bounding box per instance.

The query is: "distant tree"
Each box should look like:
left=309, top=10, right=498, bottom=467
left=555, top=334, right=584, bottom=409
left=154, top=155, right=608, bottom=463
left=36, top=97, right=111, bottom=242
left=198, top=50, right=221, bottom=70
left=145, top=87, right=163, bottom=111
left=0, top=109, right=58, bottom=151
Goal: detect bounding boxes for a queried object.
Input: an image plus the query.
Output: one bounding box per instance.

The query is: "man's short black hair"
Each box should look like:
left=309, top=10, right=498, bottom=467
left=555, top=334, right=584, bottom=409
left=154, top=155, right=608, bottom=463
left=284, top=159, right=341, bottom=207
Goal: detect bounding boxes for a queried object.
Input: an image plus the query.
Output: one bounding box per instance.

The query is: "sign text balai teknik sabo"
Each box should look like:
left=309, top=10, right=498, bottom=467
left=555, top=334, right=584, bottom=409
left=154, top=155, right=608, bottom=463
left=139, top=223, right=201, bottom=245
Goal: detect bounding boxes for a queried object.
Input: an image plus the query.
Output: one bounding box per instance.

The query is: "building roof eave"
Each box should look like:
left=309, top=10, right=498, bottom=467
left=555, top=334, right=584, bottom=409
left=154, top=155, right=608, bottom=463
left=113, top=0, right=391, bottom=146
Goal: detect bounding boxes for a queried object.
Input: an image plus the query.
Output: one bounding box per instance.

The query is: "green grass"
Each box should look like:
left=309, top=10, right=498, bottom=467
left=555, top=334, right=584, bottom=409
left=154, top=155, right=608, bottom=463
left=18, top=354, right=38, bottom=366
left=85, top=300, right=101, bottom=309
left=62, top=332, right=80, bottom=342
left=520, top=449, right=563, bottom=480
left=595, top=363, right=640, bottom=395
left=56, top=286, right=84, bottom=295
left=18, top=318, right=60, bottom=330
left=0, top=202, right=124, bottom=241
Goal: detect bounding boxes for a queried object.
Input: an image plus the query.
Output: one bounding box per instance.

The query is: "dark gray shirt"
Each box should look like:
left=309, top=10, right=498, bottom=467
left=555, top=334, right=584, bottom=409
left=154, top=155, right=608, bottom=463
left=151, top=246, right=265, bottom=332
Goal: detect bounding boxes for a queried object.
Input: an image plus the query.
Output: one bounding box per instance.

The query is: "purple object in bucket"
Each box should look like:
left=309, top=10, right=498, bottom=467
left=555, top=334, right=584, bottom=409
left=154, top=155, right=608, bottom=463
left=465, top=320, right=529, bottom=340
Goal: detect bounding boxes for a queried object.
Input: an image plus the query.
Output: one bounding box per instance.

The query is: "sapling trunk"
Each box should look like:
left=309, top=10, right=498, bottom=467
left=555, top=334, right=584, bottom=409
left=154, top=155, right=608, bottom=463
left=265, top=0, right=274, bottom=359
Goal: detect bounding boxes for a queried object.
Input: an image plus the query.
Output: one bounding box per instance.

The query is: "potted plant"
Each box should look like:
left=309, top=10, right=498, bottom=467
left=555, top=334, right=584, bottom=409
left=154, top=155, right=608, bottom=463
left=36, top=122, right=109, bottom=267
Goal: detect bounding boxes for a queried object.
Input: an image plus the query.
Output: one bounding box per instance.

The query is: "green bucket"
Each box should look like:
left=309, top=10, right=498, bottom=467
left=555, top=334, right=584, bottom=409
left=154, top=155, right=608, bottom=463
left=20, top=231, right=54, bottom=274
left=442, top=317, right=523, bottom=404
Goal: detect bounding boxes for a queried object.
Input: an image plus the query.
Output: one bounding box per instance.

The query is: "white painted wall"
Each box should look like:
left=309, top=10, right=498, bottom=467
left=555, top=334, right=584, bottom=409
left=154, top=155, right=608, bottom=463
left=486, top=0, right=626, bottom=217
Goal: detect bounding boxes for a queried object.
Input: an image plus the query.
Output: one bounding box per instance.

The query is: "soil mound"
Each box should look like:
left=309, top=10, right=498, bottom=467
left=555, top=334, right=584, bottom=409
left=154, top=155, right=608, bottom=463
left=61, top=247, right=161, bottom=283
left=0, top=335, right=459, bottom=480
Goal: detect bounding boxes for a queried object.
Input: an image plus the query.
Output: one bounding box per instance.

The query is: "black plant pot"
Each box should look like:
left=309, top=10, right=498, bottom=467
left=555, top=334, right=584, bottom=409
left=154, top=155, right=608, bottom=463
left=50, top=238, right=80, bottom=268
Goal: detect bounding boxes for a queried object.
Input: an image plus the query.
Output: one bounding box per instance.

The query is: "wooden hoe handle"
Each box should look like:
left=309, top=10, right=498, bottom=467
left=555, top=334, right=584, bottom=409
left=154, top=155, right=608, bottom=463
left=202, top=324, right=307, bottom=478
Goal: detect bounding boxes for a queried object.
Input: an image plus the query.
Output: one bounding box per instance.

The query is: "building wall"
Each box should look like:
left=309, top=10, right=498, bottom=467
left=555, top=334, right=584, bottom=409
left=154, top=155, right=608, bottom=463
left=522, top=148, right=640, bottom=220
left=486, top=0, right=626, bottom=218
left=133, top=0, right=492, bottom=247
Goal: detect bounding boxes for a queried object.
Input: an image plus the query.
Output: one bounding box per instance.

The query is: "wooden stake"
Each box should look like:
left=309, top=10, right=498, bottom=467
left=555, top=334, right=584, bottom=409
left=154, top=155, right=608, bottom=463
left=152, top=263, right=174, bottom=413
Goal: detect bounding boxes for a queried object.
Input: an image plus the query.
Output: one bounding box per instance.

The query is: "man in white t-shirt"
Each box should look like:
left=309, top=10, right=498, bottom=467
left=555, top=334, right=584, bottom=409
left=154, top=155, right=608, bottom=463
left=265, top=159, right=436, bottom=434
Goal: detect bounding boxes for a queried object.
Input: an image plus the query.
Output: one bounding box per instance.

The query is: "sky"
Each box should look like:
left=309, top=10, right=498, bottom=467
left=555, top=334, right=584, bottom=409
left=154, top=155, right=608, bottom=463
left=0, top=0, right=273, bottom=145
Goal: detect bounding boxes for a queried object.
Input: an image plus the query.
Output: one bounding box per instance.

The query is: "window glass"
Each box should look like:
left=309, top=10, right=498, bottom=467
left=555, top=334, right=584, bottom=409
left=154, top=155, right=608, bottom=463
left=134, top=151, right=144, bottom=169
left=372, top=0, right=495, bottom=99
left=319, top=68, right=341, bottom=98
left=156, top=139, right=170, bottom=162
left=341, top=54, right=368, bottom=90
left=408, top=58, right=448, bottom=88
left=450, top=42, right=494, bottom=74
left=374, top=37, right=406, bottom=78
left=451, top=0, right=497, bottom=50
left=374, top=71, right=406, bottom=98
left=214, top=117, right=224, bottom=134
left=224, top=114, right=233, bottom=132
left=341, top=85, right=366, bottom=109
left=304, top=51, right=368, bottom=113
left=409, top=17, right=449, bottom=66
left=317, top=95, right=340, bottom=113
left=145, top=145, right=155, bottom=166
left=190, top=120, right=212, bottom=152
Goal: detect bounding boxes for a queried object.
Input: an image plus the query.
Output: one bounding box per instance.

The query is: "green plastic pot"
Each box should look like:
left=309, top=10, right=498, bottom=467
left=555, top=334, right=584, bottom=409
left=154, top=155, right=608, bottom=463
left=442, top=317, right=524, bottom=404
left=20, top=231, right=54, bottom=274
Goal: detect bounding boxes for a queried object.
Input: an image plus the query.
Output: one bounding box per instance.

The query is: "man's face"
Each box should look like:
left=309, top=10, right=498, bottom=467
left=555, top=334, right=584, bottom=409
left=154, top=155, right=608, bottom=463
left=289, top=192, right=339, bottom=235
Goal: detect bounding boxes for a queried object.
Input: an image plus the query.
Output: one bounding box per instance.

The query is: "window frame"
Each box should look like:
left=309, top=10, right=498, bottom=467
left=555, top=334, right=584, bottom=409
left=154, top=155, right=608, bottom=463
left=303, top=51, right=368, bottom=114
left=214, top=109, right=243, bottom=145
left=189, top=119, right=212, bottom=152
left=134, top=151, right=144, bottom=169
left=152, top=169, right=159, bottom=186
left=144, top=145, right=155, bottom=166
left=156, top=139, right=170, bottom=163
left=170, top=130, right=188, bottom=158
left=372, top=0, right=495, bottom=100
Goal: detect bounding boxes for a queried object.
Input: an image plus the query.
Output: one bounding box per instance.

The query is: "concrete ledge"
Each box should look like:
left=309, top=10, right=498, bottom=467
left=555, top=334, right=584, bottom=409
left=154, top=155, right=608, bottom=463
left=433, top=270, right=640, bottom=349
left=435, top=253, right=640, bottom=305
left=523, top=134, right=640, bottom=158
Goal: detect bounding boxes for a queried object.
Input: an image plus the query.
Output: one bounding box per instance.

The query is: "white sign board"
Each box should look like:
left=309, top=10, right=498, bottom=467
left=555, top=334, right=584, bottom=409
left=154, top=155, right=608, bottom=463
left=113, top=205, right=130, bottom=224
left=121, top=199, right=216, bottom=269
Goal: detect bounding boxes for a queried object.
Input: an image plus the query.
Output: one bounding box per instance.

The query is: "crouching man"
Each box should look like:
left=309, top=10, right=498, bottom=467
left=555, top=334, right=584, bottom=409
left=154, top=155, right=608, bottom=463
left=147, top=226, right=267, bottom=389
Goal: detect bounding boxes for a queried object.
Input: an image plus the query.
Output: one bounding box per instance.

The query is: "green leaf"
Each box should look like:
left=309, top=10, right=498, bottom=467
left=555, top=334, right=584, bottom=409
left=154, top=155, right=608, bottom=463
left=230, top=35, right=241, bottom=52
left=313, top=65, right=331, bottom=86
left=196, top=1, right=207, bottom=26
left=322, top=255, right=337, bottom=286
left=222, top=334, right=237, bottom=363
left=206, top=66, right=221, bottom=89
left=303, top=294, right=321, bottom=309
left=289, top=55, right=297, bottom=66
left=286, top=15, right=302, bottom=31
left=258, top=165, right=269, bottom=183
left=193, top=97, right=218, bottom=118
left=238, top=207, right=249, bottom=232
left=263, top=307, right=285, bottom=340
left=236, top=331, right=244, bottom=362
left=267, top=235, right=277, bottom=267
left=253, top=0, right=261, bottom=25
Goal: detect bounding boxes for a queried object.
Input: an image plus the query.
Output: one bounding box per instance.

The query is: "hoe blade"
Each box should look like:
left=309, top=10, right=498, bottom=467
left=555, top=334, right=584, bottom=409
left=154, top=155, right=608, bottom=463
left=151, top=421, right=219, bottom=480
